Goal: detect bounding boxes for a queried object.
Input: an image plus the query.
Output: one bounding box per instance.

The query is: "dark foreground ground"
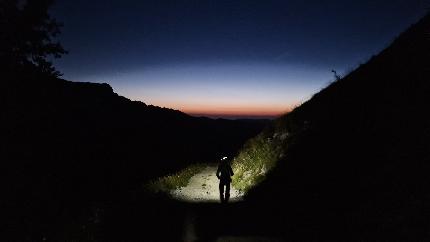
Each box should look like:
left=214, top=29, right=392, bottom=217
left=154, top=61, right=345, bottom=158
left=98, top=185, right=430, bottom=242
left=103, top=193, right=287, bottom=242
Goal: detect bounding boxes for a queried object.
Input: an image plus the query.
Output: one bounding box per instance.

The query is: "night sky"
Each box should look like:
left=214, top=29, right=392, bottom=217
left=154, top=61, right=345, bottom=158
left=50, top=0, right=428, bottom=118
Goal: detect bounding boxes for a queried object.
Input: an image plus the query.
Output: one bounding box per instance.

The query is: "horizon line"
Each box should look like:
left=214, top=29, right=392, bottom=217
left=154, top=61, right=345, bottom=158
left=186, top=112, right=285, bottom=120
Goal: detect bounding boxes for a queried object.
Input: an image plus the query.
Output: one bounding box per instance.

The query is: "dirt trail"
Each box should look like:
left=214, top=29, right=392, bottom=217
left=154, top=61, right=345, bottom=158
left=169, top=166, right=284, bottom=241
left=171, top=166, right=243, bottom=202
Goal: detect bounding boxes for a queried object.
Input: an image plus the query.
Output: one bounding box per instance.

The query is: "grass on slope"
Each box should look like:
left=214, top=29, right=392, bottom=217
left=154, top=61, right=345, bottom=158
left=146, top=114, right=305, bottom=197
left=145, top=163, right=207, bottom=193
left=231, top=116, right=293, bottom=193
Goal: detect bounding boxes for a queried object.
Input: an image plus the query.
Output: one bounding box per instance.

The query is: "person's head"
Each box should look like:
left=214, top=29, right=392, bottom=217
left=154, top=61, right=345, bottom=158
left=220, top=156, right=228, bottom=164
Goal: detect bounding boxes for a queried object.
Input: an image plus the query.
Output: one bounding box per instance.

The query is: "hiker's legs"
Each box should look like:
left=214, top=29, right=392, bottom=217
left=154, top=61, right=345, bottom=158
left=219, top=182, right=225, bottom=202
left=225, top=182, right=230, bottom=202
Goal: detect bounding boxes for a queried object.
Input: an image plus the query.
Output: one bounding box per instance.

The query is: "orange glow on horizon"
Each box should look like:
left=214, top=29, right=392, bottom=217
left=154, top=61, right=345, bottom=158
left=157, top=101, right=296, bottom=118
left=122, top=90, right=301, bottom=118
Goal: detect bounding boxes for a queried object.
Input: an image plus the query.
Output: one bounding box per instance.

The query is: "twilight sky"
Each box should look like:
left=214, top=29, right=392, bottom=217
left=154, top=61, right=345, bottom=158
left=50, top=0, right=428, bottom=118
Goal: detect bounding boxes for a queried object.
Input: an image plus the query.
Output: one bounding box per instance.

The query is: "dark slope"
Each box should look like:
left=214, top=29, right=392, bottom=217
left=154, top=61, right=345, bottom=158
left=0, top=72, right=267, bottom=239
left=244, top=13, right=430, bottom=240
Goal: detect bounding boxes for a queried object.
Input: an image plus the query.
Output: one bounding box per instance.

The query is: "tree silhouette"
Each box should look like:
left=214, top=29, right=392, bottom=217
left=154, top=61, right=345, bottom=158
left=0, top=0, right=67, bottom=77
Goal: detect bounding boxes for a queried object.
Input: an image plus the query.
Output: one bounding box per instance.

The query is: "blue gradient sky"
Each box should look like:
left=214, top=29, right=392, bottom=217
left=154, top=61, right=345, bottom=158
left=50, top=0, right=428, bottom=118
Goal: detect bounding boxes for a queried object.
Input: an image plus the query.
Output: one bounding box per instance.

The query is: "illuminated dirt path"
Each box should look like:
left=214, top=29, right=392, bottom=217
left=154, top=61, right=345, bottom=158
left=168, top=166, right=283, bottom=242
left=171, top=166, right=244, bottom=203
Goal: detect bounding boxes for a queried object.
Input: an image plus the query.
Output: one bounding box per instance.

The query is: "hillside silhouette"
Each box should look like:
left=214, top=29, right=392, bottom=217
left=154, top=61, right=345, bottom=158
left=239, top=12, right=430, bottom=241
left=1, top=72, right=268, bottom=239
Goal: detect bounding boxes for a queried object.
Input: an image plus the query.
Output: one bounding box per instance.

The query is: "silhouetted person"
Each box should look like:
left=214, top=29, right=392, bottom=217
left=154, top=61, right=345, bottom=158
left=216, top=156, right=234, bottom=203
